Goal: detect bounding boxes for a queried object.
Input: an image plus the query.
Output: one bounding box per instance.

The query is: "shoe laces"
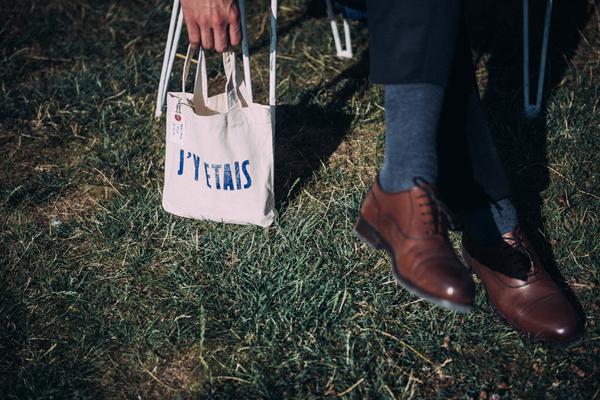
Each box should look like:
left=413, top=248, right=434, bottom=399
left=413, top=177, right=459, bottom=235
left=501, top=235, right=536, bottom=279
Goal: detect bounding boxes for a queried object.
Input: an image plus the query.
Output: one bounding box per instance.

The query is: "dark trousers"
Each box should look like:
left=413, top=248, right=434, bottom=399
left=367, top=0, right=512, bottom=213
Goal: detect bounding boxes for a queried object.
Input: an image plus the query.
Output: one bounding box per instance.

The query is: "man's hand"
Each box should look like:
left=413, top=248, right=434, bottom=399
left=180, top=0, right=241, bottom=53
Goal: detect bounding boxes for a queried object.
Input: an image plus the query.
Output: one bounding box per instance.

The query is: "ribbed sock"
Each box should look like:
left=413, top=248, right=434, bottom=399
left=463, top=198, right=519, bottom=243
left=379, top=83, right=445, bottom=193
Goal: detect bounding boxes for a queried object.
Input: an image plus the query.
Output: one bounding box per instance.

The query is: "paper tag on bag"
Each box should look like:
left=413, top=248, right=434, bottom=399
left=169, top=111, right=185, bottom=145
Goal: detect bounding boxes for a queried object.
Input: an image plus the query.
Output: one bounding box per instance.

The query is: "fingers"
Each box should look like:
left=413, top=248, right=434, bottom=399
left=180, top=0, right=242, bottom=53
left=183, top=13, right=201, bottom=48
left=200, top=26, right=214, bottom=50
left=228, top=21, right=242, bottom=47
left=199, top=25, right=238, bottom=53
left=213, top=25, right=230, bottom=53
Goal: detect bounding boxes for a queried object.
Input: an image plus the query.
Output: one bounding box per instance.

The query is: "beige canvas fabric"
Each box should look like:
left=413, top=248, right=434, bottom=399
left=162, top=46, right=276, bottom=227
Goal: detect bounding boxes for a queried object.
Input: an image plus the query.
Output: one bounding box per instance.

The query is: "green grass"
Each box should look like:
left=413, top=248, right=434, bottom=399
left=1, top=0, right=599, bottom=398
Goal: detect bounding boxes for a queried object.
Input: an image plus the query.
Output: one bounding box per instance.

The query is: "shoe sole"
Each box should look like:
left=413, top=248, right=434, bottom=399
left=354, top=216, right=473, bottom=314
left=461, top=245, right=583, bottom=350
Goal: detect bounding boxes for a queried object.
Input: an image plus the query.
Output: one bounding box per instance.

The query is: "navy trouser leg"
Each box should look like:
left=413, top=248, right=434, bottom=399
left=367, top=0, right=463, bottom=87
left=436, top=17, right=512, bottom=213
left=367, top=0, right=513, bottom=213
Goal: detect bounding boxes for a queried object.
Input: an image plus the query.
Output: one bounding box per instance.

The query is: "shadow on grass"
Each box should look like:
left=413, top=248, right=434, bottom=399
left=273, top=49, right=370, bottom=210
left=248, top=0, right=331, bottom=55
left=0, top=289, right=26, bottom=389
left=468, top=0, right=592, bottom=318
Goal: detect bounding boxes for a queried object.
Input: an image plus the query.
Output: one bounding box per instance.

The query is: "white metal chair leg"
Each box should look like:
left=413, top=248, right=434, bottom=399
left=157, top=9, right=184, bottom=118
left=523, top=0, right=553, bottom=118
left=269, top=0, right=277, bottom=106
left=325, top=0, right=353, bottom=59
left=155, top=0, right=181, bottom=118
left=163, top=10, right=185, bottom=109
left=237, top=0, right=277, bottom=114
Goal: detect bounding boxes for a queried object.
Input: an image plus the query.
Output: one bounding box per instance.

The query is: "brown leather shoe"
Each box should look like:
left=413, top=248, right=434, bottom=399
left=462, top=227, right=583, bottom=347
left=354, top=177, right=475, bottom=312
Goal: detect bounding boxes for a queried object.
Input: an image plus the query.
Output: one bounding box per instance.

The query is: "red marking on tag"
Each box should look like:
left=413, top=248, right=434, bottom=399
left=175, top=114, right=181, bottom=121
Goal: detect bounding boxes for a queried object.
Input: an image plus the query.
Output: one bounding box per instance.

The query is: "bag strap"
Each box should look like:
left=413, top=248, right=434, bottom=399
left=239, top=0, right=253, bottom=104
left=182, top=46, right=248, bottom=111
left=182, top=46, right=208, bottom=110
left=222, top=50, right=244, bottom=109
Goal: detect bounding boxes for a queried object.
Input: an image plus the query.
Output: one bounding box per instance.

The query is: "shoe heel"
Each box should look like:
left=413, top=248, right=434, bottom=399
left=354, top=217, right=385, bottom=250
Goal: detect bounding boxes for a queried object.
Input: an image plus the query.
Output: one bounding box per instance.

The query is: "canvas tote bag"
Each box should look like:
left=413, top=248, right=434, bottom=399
left=162, top=45, right=276, bottom=227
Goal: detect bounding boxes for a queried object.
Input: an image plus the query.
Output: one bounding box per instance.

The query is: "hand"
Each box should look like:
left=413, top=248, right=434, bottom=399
left=180, top=0, right=242, bottom=53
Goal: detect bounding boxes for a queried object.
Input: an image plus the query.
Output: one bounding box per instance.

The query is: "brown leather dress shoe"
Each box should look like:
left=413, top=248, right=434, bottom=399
left=354, top=177, right=475, bottom=312
left=462, top=227, right=583, bottom=347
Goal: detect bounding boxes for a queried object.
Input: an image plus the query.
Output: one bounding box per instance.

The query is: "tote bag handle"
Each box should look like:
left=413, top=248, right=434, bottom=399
left=182, top=46, right=247, bottom=111
left=180, top=0, right=277, bottom=107
left=182, top=45, right=207, bottom=107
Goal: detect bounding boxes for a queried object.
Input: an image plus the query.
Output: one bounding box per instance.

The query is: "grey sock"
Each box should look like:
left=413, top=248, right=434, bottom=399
left=464, top=197, right=519, bottom=243
left=379, top=83, right=445, bottom=193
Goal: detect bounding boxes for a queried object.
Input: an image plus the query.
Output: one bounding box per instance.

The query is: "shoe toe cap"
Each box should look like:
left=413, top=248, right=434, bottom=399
left=413, top=258, right=475, bottom=308
left=442, top=274, right=475, bottom=306
left=521, top=294, right=583, bottom=347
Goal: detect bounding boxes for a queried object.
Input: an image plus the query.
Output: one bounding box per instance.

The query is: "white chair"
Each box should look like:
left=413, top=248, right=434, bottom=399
left=155, top=0, right=278, bottom=118
left=325, top=0, right=353, bottom=59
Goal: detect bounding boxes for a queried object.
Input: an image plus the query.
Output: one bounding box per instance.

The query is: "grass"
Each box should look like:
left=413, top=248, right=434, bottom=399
left=1, top=0, right=599, bottom=398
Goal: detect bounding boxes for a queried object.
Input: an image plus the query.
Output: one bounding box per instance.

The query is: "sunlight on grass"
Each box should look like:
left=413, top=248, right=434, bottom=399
left=1, top=0, right=599, bottom=398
